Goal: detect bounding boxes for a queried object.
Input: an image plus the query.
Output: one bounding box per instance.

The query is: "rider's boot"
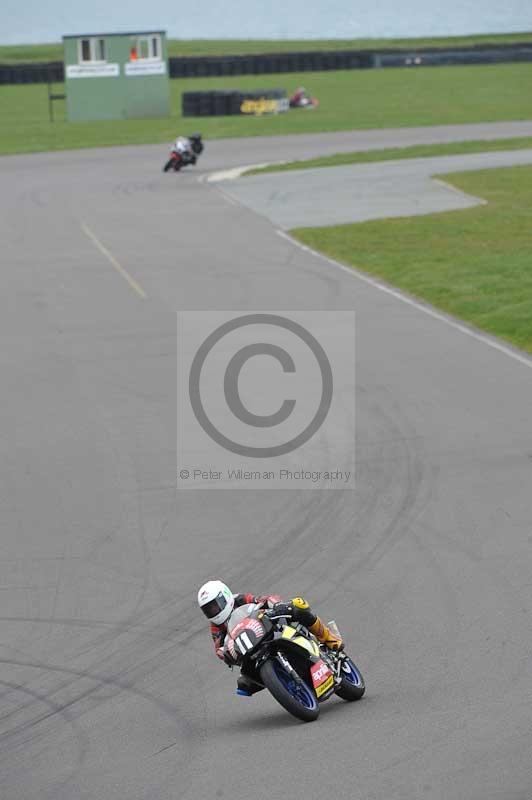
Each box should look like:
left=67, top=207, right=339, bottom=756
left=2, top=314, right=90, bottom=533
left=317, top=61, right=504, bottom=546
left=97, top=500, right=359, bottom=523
left=308, top=616, right=343, bottom=650
left=289, top=597, right=344, bottom=650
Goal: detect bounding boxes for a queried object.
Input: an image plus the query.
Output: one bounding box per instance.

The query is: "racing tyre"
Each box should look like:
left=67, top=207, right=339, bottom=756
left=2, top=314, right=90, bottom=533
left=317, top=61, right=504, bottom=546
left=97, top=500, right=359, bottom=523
left=334, top=656, right=365, bottom=701
left=260, top=658, right=319, bottom=722
left=163, top=160, right=174, bottom=172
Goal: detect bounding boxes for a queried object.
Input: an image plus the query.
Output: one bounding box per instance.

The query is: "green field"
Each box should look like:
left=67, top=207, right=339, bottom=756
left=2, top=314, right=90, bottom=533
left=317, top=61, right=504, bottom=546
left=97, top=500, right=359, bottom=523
left=292, top=165, right=532, bottom=354
left=1, top=32, right=532, bottom=63
left=245, top=137, right=532, bottom=174
left=1, top=62, right=532, bottom=156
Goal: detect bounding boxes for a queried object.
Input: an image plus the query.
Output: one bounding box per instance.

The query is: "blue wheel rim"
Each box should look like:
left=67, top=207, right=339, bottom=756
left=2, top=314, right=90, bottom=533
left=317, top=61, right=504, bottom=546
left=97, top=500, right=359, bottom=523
left=273, top=662, right=317, bottom=710
left=342, top=658, right=363, bottom=686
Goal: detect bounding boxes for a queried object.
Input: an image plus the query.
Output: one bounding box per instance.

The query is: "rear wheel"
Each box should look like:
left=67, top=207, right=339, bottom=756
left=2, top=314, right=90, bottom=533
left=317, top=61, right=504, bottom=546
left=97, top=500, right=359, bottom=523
left=334, top=656, right=365, bottom=701
left=260, top=658, right=319, bottom=722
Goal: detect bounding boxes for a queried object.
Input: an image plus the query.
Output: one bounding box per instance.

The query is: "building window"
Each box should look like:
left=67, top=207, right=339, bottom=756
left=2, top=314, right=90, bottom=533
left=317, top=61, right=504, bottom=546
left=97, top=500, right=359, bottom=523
left=79, top=37, right=106, bottom=64
left=130, top=35, right=161, bottom=61
left=95, top=38, right=106, bottom=61
left=80, top=39, right=91, bottom=62
left=138, top=38, right=149, bottom=59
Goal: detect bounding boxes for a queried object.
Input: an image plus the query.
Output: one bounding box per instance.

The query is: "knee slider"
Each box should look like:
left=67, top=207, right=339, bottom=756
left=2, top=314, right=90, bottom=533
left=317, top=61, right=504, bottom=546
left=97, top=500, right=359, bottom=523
left=291, top=596, right=309, bottom=610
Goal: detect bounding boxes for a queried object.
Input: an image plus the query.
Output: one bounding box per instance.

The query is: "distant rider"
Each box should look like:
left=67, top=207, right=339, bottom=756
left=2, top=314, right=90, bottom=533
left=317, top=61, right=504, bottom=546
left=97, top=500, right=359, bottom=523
left=171, top=135, right=193, bottom=163
left=290, top=86, right=308, bottom=107
left=197, top=579, right=343, bottom=695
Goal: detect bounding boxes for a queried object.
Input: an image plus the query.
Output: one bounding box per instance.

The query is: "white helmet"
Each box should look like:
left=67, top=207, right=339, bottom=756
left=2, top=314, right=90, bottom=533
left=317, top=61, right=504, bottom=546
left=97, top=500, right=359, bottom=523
left=197, top=580, right=234, bottom=625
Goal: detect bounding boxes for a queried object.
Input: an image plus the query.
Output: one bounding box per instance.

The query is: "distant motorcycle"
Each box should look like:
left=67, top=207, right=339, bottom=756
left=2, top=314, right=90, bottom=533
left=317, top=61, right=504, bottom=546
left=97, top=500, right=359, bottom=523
left=163, top=133, right=204, bottom=172
left=224, top=603, right=365, bottom=722
left=289, top=89, right=319, bottom=110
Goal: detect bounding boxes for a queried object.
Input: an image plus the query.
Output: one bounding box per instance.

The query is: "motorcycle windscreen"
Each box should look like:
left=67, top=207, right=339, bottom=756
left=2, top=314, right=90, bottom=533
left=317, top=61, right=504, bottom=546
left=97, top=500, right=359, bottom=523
left=227, top=603, right=260, bottom=633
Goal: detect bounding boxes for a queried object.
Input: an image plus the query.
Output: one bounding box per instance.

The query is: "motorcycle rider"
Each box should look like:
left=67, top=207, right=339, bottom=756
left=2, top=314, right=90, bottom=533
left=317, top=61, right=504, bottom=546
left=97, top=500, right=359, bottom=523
left=171, top=135, right=194, bottom=164
left=290, top=86, right=308, bottom=107
left=197, top=579, right=343, bottom=695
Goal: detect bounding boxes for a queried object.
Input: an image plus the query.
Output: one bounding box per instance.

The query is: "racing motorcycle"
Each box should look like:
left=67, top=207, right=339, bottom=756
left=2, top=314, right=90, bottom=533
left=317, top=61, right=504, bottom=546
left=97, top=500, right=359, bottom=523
left=224, top=603, right=365, bottom=722
left=289, top=91, right=319, bottom=110
left=162, top=133, right=204, bottom=172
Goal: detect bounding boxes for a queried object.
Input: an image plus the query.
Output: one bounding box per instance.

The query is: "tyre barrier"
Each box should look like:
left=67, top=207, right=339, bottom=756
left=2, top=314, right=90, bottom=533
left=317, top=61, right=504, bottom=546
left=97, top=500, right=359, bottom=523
left=182, top=88, right=289, bottom=117
left=171, top=50, right=372, bottom=78
left=0, top=61, right=63, bottom=85
left=373, top=46, right=532, bottom=68
left=2, top=43, right=532, bottom=86
left=168, top=43, right=532, bottom=77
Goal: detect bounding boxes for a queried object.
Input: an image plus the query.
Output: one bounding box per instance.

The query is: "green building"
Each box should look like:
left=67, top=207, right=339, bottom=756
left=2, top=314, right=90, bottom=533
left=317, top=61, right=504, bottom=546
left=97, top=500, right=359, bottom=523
left=63, top=31, right=170, bottom=122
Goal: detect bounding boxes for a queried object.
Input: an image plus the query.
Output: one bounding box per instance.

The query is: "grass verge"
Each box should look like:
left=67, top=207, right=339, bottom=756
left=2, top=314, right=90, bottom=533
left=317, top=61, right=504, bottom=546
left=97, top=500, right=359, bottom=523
left=1, top=63, right=532, bottom=156
left=292, top=165, right=532, bottom=354
left=245, top=137, right=532, bottom=175
left=2, top=33, right=532, bottom=63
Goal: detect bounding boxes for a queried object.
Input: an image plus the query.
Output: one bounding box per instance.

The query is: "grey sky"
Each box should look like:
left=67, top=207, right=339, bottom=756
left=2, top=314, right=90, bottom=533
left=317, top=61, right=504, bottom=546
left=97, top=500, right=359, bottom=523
left=3, top=0, right=532, bottom=44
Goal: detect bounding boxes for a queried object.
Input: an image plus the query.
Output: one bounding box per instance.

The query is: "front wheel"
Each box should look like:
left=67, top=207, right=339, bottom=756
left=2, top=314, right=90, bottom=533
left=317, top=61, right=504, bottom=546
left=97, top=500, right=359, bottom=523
left=260, top=658, right=319, bottom=722
left=334, top=656, right=365, bottom=701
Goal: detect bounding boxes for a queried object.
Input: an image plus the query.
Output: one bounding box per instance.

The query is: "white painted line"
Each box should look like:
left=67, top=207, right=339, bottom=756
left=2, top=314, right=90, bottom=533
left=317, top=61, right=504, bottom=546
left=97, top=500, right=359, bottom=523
left=221, top=192, right=239, bottom=206
left=214, top=184, right=248, bottom=212
left=276, top=229, right=532, bottom=371
left=433, top=177, right=487, bottom=205
left=207, top=163, right=279, bottom=182
left=207, top=166, right=251, bottom=183
left=81, top=222, right=147, bottom=300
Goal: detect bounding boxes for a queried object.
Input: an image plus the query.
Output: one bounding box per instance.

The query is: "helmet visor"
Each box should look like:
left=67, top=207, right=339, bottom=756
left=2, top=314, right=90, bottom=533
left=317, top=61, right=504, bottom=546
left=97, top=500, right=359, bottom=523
left=200, top=591, right=227, bottom=620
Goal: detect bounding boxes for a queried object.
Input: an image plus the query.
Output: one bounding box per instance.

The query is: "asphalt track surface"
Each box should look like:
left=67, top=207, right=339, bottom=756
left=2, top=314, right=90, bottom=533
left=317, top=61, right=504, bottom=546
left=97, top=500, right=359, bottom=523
left=221, top=149, right=532, bottom=227
left=1, top=122, right=532, bottom=800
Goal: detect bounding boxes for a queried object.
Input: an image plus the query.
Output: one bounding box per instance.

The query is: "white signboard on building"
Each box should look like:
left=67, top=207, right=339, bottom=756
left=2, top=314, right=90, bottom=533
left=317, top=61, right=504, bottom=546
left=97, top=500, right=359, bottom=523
left=66, top=63, right=120, bottom=79
left=125, top=60, right=166, bottom=76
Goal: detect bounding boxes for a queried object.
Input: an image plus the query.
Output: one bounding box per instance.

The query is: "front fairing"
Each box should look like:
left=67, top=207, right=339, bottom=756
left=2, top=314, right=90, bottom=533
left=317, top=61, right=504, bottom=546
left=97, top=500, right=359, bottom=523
left=225, top=605, right=273, bottom=664
left=256, top=623, right=335, bottom=702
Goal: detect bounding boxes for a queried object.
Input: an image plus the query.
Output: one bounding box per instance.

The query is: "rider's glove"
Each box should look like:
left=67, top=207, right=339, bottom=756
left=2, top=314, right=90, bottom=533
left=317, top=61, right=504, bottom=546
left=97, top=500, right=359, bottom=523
left=269, top=602, right=293, bottom=619
left=222, top=649, right=236, bottom=668
left=215, top=647, right=225, bottom=661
